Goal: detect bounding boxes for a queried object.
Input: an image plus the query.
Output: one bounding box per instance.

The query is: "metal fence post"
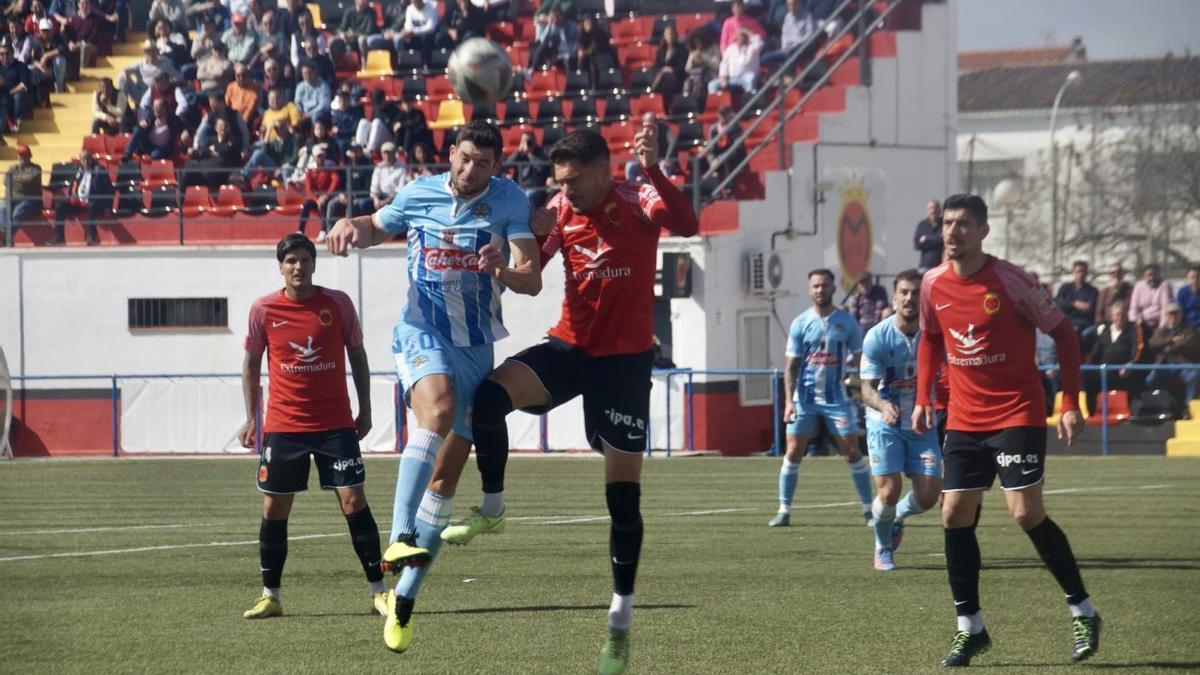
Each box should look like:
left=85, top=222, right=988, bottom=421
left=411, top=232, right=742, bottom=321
left=1099, top=364, right=1109, bottom=456
left=664, top=371, right=672, bottom=457
left=110, top=374, right=119, bottom=457
left=539, top=414, right=549, bottom=453
left=687, top=371, right=695, bottom=452
left=771, top=370, right=782, bottom=457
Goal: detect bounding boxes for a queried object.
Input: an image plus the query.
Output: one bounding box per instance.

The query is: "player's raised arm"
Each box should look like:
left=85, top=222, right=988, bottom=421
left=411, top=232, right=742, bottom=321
left=634, top=123, right=700, bottom=238
left=482, top=237, right=542, bottom=296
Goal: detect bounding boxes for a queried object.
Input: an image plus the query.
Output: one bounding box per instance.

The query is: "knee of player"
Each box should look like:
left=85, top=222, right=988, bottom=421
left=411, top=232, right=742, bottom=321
left=1011, top=506, right=1045, bottom=531
left=915, top=486, right=941, bottom=511
left=338, top=489, right=367, bottom=514
left=605, top=481, right=642, bottom=526
left=472, top=379, right=514, bottom=428
left=875, top=481, right=901, bottom=504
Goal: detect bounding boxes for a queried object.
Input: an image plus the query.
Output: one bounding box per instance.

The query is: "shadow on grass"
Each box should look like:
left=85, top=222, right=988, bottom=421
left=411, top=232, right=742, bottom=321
left=982, top=662, right=1200, bottom=670
left=423, top=603, right=696, bottom=616
left=904, top=556, right=1200, bottom=572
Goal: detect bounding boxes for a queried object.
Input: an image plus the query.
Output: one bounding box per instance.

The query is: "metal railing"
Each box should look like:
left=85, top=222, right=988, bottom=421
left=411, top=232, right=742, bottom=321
left=689, top=0, right=907, bottom=212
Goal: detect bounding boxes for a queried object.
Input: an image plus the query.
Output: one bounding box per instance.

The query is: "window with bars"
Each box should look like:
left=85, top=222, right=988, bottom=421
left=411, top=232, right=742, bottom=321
left=128, top=298, right=229, bottom=331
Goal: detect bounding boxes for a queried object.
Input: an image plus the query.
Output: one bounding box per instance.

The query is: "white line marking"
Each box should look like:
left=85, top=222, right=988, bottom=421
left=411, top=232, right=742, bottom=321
left=0, top=533, right=339, bottom=563
left=1043, top=483, right=1171, bottom=495
left=0, top=523, right=218, bottom=537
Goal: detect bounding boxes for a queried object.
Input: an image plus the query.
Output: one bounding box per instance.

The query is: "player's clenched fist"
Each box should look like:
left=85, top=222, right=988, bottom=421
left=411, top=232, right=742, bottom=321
left=326, top=218, right=359, bottom=256
left=530, top=206, right=556, bottom=236
left=634, top=123, right=658, bottom=167
left=477, top=243, right=504, bottom=276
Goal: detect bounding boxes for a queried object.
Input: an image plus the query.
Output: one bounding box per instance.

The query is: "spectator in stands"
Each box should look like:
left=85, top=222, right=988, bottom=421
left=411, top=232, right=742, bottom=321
left=1095, top=261, right=1132, bottom=325
left=186, top=17, right=219, bottom=76
left=650, top=24, right=686, bottom=101
left=1177, top=264, right=1200, bottom=329
left=278, top=0, right=309, bottom=38
left=530, top=7, right=570, bottom=71
left=185, top=0, right=227, bottom=33
left=122, top=39, right=179, bottom=112
left=52, top=149, right=111, bottom=245
left=720, top=0, right=766, bottom=53
left=196, top=38, right=234, bottom=96
left=506, top=130, right=550, bottom=205
left=323, top=142, right=374, bottom=236
left=337, top=0, right=377, bottom=57
left=242, top=107, right=301, bottom=183
left=244, top=0, right=266, bottom=32
left=225, top=62, right=259, bottom=124
left=1056, top=260, right=1099, bottom=336
left=297, top=143, right=340, bottom=238
left=409, top=141, right=434, bottom=178
left=253, top=9, right=286, bottom=69
left=763, top=0, right=816, bottom=69
left=397, top=0, right=439, bottom=67
left=1146, top=303, right=1200, bottom=417
left=848, top=272, right=888, bottom=335
left=299, top=34, right=333, bottom=83
left=707, top=104, right=744, bottom=190
left=289, top=11, right=324, bottom=72
left=152, top=18, right=188, bottom=66
left=195, top=91, right=250, bottom=154
left=124, top=97, right=188, bottom=160
left=25, top=0, right=54, bottom=36
left=1129, top=263, right=1174, bottom=331
left=912, top=199, right=942, bottom=273
left=570, top=15, right=615, bottom=88
left=394, top=96, right=433, bottom=155
left=146, top=0, right=187, bottom=35
left=709, top=28, right=762, bottom=95
left=222, top=12, right=258, bottom=65
left=62, top=0, right=115, bottom=67
left=187, top=116, right=241, bottom=189
left=354, top=88, right=396, bottom=153
left=0, top=43, right=34, bottom=133
left=330, top=83, right=362, bottom=154
left=1085, top=300, right=1144, bottom=414
left=91, top=75, right=121, bottom=133
left=259, top=86, right=300, bottom=140
left=369, top=141, right=407, bottom=206
left=293, top=60, right=330, bottom=124
left=137, top=70, right=188, bottom=124
left=258, top=57, right=292, bottom=111
left=8, top=17, right=34, bottom=64
left=437, top=0, right=485, bottom=49
left=682, top=30, right=720, bottom=99
left=2, top=145, right=42, bottom=247
left=48, top=0, right=77, bottom=25
left=29, top=17, right=67, bottom=96
left=534, top=0, right=571, bottom=19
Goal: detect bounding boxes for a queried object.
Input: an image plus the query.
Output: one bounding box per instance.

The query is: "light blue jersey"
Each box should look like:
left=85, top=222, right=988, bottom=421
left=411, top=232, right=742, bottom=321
left=786, top=308, right=863, bottom=406
left=373, top=172, right=534, bottom=347
left=859, top=319, right=921, bottom=431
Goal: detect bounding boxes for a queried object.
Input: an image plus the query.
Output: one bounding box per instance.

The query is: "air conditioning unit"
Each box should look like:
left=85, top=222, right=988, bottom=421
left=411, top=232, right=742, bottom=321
left=746, top=250, right=785, bottom=297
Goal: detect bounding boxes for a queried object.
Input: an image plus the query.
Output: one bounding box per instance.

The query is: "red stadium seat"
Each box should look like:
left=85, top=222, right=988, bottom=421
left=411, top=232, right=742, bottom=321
left=82, top=134, right=107, bottom=158
left=211, top=185, right=244, bottom=218
left=630, top=93, right=664, bottom=118
left=180, top=185, right=211, bottom=217
left=674, top=13, right=711, bottom=37
left=529, top=68, right=563, bottom=97
left=610, top=18, right=641, bottom=45
left=426, top=75, right=454, bottom=100
left=107, top=133, right=131, bottom=157
left=142, top=159, right=177, bottom=188
left=1087, top=390, right=1132, bottom=426
left=274, top=187, right=307, bottom=216
left=601, top=121, right=636, bottom=150
left=620, top=42, right=655, bottom=70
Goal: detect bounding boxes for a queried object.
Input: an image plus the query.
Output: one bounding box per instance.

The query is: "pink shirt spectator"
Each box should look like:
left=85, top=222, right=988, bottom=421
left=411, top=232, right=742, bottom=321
left=1128, top=278, right=1174, bottom=328
left=720, top=14, right=766, bottom=53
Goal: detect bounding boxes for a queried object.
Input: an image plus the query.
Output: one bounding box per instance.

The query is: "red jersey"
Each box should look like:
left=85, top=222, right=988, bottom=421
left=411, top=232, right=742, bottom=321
left=918, top=256, right=1066, bottom=432
left=541, top=165, right=698, bottom=357
left=245, top=286, right=362, bottom=433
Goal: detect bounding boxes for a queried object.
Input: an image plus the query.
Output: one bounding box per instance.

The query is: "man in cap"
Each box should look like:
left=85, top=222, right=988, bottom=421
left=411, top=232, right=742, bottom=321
left=2, top=145, right=42, bottom=246
left=222, top=11, right=260, bottom=65
left=1146, top=302, right=1200, bottom=418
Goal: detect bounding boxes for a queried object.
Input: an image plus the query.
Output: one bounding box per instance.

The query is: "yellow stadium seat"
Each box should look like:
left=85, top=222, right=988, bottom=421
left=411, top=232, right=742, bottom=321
left=429, top=99, right=466, bottom=130
left=358, top=49, right=394, bottom=78
left=307, top=3, right=325, bottom=29
left=1046, top=390, right=1089, bottom=427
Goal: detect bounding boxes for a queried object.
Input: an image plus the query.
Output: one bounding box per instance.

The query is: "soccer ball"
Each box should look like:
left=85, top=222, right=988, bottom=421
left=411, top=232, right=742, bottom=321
left=447, top=38, right=514, bottom=106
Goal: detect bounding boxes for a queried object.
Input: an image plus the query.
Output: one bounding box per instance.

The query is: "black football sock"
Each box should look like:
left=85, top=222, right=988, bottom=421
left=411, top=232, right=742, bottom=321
left=1025, top=516, right=1089, bottom=605
left=606, top=482, right=643, bottom=596
left=344, top=506, right=384, bottom=584
left=259, top=518, right=288, bottom=591
left=944, top=524, right=982, bottom=617
left=472, top=379, right=515, bottom=495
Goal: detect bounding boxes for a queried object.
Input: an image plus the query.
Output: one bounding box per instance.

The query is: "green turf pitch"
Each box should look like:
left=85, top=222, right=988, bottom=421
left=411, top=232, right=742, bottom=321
left=1, top=455, right=1198, bottom=673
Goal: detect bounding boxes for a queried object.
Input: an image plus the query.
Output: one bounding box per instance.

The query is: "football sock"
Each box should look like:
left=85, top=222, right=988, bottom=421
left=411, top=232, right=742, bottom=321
left=1024, top=516, right=1090, bottom=607
left=944, top=524, right=982, bottom=617
left=871, top=497, right=896, bottom=550
left=344, top=506, right=384, bottom=584
left=606, top=482, right=643, bottom=597
left=1069, top=597, right=1097, bottom=619
left=395, top=490, right=452, bottom=600
left=472, top=379, right=514, bottom=495
left=957, top=612, right=985, bottom=634
left=480, top=491, right=505, bottom=518
left=390, top=428, right=442, bottom=542
left=258, top=518, right=287, bottom=593
left=895, top=490, right=926, bottom=522
left=778, top=458, right=800, bottom=512
left=848, top=457, right=873, bottom=506
left=608, top=593, right=633, bottom=631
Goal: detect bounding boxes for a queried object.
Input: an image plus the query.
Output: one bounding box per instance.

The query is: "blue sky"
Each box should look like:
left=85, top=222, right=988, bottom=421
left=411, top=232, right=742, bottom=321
left=958, top=0, right=1200, bottom=60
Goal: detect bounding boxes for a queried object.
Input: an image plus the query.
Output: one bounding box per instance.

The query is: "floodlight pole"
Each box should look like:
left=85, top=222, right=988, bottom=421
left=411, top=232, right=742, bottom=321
left=1048, top=70, right=1080, bottom=282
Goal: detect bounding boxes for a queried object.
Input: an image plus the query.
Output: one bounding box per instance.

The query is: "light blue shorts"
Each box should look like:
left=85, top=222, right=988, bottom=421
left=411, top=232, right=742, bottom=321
left=786, top=400, right=858, bottom=438
left=866, top=422, right=942, bottom=477
left=392, top=321, right=494, bottom=441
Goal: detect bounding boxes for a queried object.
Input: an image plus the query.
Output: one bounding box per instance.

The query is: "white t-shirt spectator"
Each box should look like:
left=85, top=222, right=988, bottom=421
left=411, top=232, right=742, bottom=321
left=719, top=35, right=763, bottom=82
left=371, top=161, right=409, bottom=201
left=781, top=9, right=816, bottom=51
left=404, top=3, right=439, bottom=35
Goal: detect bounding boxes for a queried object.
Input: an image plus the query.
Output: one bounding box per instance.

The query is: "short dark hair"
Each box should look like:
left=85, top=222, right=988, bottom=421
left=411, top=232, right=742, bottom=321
left=808, top=268, right=835, bottom=283
left=276, top=233, right=316, bottom=262
left=893, top=268, right=922, bottom=289
left=454, top=120, right=504, bottom=158
left=549, top=129, right=610, bottom=165
left=942, top=193, right=988, bottom=224
left=1072, top=260, right=1088, bottom=270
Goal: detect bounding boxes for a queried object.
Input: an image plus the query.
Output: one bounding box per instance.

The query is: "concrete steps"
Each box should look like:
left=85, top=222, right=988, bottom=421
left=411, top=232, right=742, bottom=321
left=1165, top=400, right=1200, bottom=455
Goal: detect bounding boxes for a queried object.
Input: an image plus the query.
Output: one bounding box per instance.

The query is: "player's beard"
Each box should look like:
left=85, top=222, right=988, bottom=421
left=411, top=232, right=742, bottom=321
left=813, top=296, right=832, bottom=309
left=452, top=172, right=487, bottom=198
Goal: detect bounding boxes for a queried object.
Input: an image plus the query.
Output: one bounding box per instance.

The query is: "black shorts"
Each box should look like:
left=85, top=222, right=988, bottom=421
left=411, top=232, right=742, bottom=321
left=942, top=426, right=1046, bottom=492
left=257, top=429, right=364, bottom=494
left=509, top=337, right=652, bottom=454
